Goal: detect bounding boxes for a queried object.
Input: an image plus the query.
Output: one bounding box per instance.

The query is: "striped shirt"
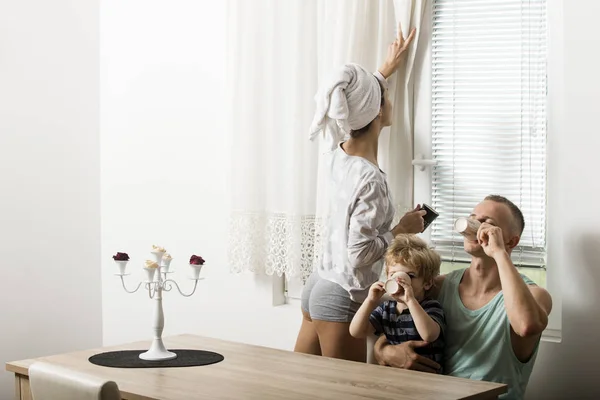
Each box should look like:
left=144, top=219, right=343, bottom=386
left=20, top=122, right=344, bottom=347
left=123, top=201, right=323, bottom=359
left=370, top=299, right=446, bottom=370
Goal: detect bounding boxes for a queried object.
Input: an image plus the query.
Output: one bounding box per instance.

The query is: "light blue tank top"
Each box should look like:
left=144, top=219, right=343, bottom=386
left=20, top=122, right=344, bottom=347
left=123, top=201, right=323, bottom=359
left=438, top=268, right=540, bottom=400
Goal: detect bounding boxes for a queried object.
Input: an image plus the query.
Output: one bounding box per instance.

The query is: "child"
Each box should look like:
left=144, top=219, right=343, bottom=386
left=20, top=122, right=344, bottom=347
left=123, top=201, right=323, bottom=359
left=349, top=234, right=445, bottom=370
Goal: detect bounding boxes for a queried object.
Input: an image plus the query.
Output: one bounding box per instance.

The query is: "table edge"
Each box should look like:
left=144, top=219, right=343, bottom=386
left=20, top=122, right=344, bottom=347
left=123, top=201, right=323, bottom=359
left=5, top=333, right=509, bottom=398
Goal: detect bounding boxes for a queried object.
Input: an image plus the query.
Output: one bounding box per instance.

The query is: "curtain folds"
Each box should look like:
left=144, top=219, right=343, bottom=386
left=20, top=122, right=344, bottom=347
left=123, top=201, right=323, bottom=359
left=227, top=0, right=428, bottom=281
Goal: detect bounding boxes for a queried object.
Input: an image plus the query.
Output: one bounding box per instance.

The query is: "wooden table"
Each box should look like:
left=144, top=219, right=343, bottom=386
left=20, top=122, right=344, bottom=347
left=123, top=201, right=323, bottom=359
left=6, top=334, right=506, bottom=400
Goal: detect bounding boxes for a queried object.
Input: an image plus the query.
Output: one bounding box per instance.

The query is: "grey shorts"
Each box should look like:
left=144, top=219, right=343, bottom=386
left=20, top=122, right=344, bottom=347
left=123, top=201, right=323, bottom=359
left=300, top=272, right=361, bottom=323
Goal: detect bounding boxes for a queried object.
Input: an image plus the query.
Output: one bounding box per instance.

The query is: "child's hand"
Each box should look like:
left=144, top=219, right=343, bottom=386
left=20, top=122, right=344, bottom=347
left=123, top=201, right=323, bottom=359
left=397, top=277, right=415, bottom=304
left=368, top=281, right=386, bottom=302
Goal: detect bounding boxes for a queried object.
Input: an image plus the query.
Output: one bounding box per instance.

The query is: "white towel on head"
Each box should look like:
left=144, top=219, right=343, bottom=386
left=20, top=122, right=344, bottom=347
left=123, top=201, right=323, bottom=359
left=309, top=63, right=383, bottom=150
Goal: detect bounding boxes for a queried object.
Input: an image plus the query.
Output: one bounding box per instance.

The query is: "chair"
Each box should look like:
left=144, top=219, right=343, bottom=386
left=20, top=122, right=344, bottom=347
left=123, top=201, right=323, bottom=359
left=29, top=362, right=121, bottom=400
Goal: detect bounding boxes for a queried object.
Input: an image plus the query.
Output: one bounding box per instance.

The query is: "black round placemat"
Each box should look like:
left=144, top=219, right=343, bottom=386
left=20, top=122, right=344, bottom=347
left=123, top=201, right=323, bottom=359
left=89, top=349, right=224, bottom=368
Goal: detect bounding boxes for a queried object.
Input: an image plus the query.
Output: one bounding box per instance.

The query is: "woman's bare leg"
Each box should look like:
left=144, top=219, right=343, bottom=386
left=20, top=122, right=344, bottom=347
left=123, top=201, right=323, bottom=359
left=313, top=319, right=366, bottom=362
left=293, top=310, right=321, bottom=355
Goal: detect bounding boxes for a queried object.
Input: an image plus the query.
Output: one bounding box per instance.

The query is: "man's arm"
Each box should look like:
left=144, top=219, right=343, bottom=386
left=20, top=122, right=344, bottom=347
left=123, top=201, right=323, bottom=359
left=495, top=251, right=552, bottom=337
left=479, top=223, right=552, bottom=337
left=478, top=223, right=552, bottom=361
left=373, top=335, right=390, bottom=366
left=508, top=284, right=552, bottom=362
left=373, top=335, right=440, bottom=373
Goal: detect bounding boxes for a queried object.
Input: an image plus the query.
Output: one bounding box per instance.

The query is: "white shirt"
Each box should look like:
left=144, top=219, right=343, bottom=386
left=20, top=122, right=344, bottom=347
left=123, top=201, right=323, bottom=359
left=316, top=142, right=395, bottom=303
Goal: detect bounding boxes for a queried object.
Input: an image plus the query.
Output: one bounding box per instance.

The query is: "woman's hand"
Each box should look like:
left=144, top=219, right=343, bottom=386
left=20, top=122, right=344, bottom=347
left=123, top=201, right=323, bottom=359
left=378, top=22, right=417, bottom=79
left=392, top=206, right=426, bottom=235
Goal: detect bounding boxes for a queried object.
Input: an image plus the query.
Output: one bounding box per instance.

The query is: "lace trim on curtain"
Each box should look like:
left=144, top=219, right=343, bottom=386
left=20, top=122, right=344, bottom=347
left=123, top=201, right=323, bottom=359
left=229, top=211, right=323, bottom=282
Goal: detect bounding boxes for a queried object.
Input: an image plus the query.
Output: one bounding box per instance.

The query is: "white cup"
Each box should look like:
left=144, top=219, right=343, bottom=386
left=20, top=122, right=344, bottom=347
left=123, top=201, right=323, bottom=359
left=190, top=264, right=203, bottom=280
left=144, top=267, right=157, bottom=282
left=115, top=260, right=128, bottom=275
left=384, top=271, right=411, bottom=295
left=151, top=251, right=165, bottom=264
left=161, top=258, right=173, bottom=272
left=454, top=217, right=481, bottom=241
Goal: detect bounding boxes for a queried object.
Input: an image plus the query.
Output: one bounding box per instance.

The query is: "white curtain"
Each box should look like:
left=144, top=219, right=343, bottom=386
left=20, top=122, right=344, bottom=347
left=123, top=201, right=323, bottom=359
left=227, top=0, right=428, bottom=281
left=385, top=0, right=427, bottom=221
left=226, top=0, right=319, bottom=280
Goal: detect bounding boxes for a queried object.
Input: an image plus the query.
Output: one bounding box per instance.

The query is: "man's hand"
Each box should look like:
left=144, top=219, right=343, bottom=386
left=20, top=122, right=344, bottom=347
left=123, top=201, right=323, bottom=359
left=392, top=206, right=426, bottom=235
left=477, top=222, right=508, bottom=259
left=374, top=336, right=440, bottom=373
left=378, top=22, right=417, bottom=79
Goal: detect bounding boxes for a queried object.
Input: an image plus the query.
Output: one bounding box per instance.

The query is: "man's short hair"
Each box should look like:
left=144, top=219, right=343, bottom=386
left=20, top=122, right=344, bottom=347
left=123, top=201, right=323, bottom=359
left=485, top=194, right=525, bottom=235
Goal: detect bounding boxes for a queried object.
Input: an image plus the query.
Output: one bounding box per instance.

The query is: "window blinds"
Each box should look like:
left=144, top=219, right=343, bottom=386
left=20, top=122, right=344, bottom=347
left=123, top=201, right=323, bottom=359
left=431, top=0, right=547, bottom=267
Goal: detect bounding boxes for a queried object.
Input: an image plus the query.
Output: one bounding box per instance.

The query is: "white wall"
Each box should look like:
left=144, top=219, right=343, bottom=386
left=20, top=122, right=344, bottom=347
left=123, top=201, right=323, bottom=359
left=526, top=1, right=600, bottom=399
left=100, top=0, right=300, bottom=351
left=0, top=0, right=102, bottom=398
left=101, top=1, right=600, bottom=400
left=5, top=0, right=595, bottom=399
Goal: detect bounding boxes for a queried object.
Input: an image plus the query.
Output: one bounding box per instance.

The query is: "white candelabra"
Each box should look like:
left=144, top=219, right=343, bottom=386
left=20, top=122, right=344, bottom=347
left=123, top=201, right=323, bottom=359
left=113, top=250, right=204, bottom=361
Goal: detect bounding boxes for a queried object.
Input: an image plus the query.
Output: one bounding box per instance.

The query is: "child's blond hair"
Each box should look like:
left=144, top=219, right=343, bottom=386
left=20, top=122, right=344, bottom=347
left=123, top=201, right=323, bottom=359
left=384, top=234, right=441, bottom=286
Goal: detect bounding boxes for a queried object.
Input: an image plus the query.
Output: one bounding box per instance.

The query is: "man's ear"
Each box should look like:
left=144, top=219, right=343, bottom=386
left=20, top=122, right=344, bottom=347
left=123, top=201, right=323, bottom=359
left=506, top=234, right=520, bottom=250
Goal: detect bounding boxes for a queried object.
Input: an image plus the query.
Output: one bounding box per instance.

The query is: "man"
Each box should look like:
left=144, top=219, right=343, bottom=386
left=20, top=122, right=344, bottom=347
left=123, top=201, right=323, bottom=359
left=373, top=195, right=552, bottom=400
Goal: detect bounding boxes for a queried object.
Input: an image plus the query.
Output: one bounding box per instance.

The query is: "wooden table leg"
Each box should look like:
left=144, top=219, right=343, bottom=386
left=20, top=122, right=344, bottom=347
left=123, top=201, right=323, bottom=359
left=14, top=374, right=32, bottom=400
left=14, top=375, right=21, bottom=400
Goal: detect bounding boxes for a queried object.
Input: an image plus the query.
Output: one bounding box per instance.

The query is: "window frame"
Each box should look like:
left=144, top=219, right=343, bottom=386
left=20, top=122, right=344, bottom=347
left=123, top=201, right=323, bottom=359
left=413, top=0, right=562, bottom=338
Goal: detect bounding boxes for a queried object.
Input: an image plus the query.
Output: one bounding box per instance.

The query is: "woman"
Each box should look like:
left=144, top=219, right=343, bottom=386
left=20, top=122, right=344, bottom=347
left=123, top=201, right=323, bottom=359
left=295, top=26, right=423, bottom=362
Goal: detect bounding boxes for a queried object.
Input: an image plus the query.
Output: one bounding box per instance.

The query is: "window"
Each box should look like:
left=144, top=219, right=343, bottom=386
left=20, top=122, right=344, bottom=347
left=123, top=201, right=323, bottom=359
left=285, top=0, right=550, bottom=301
left=427, top=0, right=548, bottom=267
